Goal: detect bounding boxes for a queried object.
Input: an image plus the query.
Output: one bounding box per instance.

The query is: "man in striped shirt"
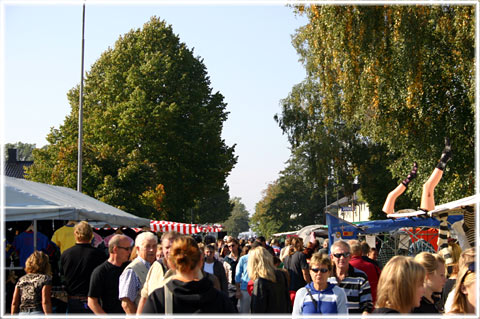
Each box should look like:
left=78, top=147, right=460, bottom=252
left=328, top=240, right=373, bottom=314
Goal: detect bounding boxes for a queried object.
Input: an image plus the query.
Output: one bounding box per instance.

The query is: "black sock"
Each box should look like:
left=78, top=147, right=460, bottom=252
left=436, top=137, right=451, bottom=170
left=402, top=162, right=418, bottom=187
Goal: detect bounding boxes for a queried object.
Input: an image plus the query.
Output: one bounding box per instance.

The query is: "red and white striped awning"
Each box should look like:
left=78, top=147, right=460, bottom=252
left=148, top=220, right=223, bottom=234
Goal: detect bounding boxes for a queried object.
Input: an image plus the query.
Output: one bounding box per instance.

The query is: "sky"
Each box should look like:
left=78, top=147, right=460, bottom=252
left=2, top=0, right=308, bottom=215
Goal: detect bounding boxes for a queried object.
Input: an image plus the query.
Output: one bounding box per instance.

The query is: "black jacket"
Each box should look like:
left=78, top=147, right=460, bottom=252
left=412, top=295, right=441, bottom=313
left=143, top=276, right=235, bottom=314
left=206, top=259, right=228, bottom=294
left=251, top=269, right=291, bottom=313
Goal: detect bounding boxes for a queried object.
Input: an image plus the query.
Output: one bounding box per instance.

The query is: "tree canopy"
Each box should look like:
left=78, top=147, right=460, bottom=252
left=222, top=197, right=250, bottom=238
left=251, top=150, right=325, bottom=238
left=27, top=17, right=237, bottom=222
left=273, top=5, right=475, bottom=219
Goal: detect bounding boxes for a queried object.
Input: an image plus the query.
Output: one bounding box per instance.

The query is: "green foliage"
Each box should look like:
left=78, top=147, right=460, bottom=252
left=191, top=184, right=234, bottom=224
left=275, top=5, right=475, bottom=220
left=5, top=142, right=36, bottom=161
left=251, top=152, right=325, bottom=237
left=222, top=197, right=250, bottom=238
left=26, top=17, right=237, bottom=222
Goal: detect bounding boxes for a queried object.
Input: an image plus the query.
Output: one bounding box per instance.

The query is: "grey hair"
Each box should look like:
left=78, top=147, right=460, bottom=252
left=135, top=231, right=158, bottom=248
left=330, top=240, right=351, bottom=253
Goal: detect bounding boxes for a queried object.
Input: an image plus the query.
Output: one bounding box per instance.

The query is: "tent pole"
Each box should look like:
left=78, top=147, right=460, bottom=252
left=33, top=220, right=37, bottom=251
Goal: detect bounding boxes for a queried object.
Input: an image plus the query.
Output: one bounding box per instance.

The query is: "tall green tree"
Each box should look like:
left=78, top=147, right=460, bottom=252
left=280, top=5, right=475, bottom=215
left=27, top=17, right=237, bottom=222
left=251, top=151, right=325, bottom=237
left=276, top=79, right=362, bottom=201
left=191, top=184, right=234, bottom=224
left=222, top=197, right=250, bottom=238
left=5, top=142, right=36, bottom=161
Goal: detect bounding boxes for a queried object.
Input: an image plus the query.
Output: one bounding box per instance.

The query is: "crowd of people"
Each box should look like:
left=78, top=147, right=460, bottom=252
left=9, top=219, right=476, bottom=316
left=8, top=138, right=477, bottom=315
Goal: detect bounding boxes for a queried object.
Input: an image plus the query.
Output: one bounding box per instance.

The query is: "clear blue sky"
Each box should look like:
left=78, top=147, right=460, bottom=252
left=2, top=1, right=308, bottom=215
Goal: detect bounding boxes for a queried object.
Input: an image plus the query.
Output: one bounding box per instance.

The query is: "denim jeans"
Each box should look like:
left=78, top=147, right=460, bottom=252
left=238, top=290, right=251, bottom=313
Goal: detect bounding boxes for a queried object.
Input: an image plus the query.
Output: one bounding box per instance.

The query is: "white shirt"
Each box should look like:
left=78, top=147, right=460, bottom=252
left=203, top=261, right=214, bottom=275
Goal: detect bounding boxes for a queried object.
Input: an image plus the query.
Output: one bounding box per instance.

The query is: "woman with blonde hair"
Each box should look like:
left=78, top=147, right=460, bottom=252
left=447, top=262, right=476, bottom=314
left=444, top=247, right=476, bottom=313
left=142, top=236, right=235, bottom=314
left=373, top=256, right=426, bottom=313
left=247, top=246, right=290, bottom=313
left=11, top=251, right=52, bottom=315
left=293, top=253, right=347, bottom=314
left=412, top=252, right=446, bottom=313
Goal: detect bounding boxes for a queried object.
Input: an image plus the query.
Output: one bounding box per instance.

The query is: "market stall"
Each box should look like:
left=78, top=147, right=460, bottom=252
left=326, top=194, right=477, bottom=266
left=4, top=176, right=150, bottom=226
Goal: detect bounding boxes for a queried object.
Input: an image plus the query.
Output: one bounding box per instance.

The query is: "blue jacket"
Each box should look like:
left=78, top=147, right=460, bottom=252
left=234, top=254, right=249, bottom=290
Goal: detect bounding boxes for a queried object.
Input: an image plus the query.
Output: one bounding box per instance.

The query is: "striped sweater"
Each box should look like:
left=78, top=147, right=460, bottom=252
left=327, top=265, right=373, bottom=313
left=293, top=282, right=348, bottom=315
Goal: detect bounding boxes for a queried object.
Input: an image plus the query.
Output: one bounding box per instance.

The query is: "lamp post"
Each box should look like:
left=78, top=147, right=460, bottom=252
left=77, top=2, right=86, bottom=192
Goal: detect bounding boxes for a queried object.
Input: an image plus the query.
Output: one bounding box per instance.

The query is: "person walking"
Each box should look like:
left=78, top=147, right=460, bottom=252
left=293, top=253, right=347, bottom=315
left=247, top=246, right=291, bottom=313
left=136, top=231, right=181, bottom=314
left=60, top=221, right=107, bottom=313
left=11, top=251, right=52, bottom=315
left=118, top=231, right=158, bottom=314
left=444, top=247, right=476, bottom=313
left=235, top=241, right=261, bottom=313
left=348, top=240, right=380, bottom=304
left=447, top=262, right=476, bottom=315
left=283, top=237, right=311, bottom=304
left=142, top=236, right=235, bottom=314
left=328, top=240, right=373, bottom=314
left=87, top=234, right=131, bottom=314
left=203, top=243, right=228, bottom=294
left=223, top=237, right=240, bottom=311
left=412, top=252, right=447, bottom=313
left=373, top=256, right=426, bottom=314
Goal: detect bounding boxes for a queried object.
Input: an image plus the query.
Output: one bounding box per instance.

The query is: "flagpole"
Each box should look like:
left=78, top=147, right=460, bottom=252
left=77, top=2, right=85, bottom=192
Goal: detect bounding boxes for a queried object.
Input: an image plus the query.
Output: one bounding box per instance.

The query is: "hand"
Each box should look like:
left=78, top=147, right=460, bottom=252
left=235, top=290, right=242, bottom=299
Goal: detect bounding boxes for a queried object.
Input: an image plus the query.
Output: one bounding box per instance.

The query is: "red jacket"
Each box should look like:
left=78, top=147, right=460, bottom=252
left=349, top=255, right=380, bottom=304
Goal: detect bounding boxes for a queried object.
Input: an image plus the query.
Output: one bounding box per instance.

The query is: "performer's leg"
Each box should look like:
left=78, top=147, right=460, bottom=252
left=382, top=162, right=418, bottom=215
left=420, top=138, right=451, bottom=212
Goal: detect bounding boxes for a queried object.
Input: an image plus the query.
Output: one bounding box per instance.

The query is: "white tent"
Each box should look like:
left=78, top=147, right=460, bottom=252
left=387, top=194, right=477, bottom=218
left=4, top=176, right=150, bottom=228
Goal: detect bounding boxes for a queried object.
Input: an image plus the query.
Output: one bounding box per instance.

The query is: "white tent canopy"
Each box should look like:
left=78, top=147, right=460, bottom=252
left=387, top=194, right=477, bottom=218
left=4, top=176, right=150, bottom=228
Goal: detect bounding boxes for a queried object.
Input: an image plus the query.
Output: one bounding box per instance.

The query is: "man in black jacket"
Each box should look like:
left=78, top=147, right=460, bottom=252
left=60, top=221, right=107, bottom=313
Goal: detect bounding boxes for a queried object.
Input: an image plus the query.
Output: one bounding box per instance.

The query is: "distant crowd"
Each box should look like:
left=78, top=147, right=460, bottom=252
left=9, top=220, right=476, bottom=315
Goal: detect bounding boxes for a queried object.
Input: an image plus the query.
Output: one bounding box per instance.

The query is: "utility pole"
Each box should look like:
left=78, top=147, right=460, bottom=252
left=77, top=2, right=86, bottom=192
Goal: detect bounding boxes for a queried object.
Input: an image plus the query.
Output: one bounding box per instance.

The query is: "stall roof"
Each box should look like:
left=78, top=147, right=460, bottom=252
left=4, top=176, right=150, bottom=228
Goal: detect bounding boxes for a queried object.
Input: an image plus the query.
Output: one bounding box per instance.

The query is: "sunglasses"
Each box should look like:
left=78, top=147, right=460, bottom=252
left=227, top=244, right=236, bottom=247
left=117, top=246, right=132, bottom=251
left=333, top=252, right=351, bottom=259
left=310, top=267, right=329, bottom=273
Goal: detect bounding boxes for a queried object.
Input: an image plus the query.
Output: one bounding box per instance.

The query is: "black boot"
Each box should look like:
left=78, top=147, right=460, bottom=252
left=436, top=137, right=451, bottom=171
left=402, top=162, right=418, bottom=187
